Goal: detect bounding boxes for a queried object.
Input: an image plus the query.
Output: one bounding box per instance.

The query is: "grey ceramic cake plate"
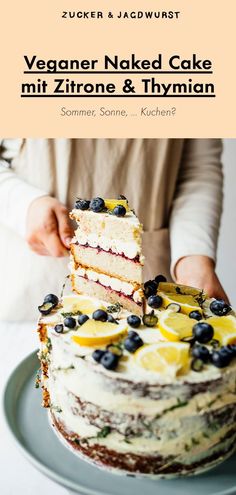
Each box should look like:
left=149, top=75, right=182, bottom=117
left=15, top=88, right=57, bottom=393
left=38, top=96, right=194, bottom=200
left=3, top=351, right=236, bottom=495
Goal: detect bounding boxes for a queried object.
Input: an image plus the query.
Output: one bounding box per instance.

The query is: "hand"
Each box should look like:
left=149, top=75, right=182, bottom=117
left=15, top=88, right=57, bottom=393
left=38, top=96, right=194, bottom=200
left=26, top=196, right=74, bottom=257
left=175, top=255, right=229, bottom=303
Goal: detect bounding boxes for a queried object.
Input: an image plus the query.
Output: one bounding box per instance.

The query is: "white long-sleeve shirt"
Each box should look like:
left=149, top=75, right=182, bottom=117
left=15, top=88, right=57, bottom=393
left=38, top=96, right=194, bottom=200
left=0, top=138, right=223, bottom=320
left=0, top=139, right=46, bottom=237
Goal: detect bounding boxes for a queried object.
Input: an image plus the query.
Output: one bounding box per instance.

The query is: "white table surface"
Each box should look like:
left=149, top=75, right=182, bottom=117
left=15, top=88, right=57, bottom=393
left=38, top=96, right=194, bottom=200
left=0, top=321, right=71, bottom=495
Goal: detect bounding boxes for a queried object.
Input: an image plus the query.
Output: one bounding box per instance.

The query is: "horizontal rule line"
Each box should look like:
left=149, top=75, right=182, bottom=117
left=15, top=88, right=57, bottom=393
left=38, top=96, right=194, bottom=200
left=21, top=94, right=216, bottom=98
left=23, top=70, right=213, bottom=75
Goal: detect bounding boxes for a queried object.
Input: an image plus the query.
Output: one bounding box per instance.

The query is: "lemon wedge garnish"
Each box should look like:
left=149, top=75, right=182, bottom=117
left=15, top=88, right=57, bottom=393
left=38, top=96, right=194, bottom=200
left=159, top=292, right=202, bottom=315
left=62, top=295, right=105, bottom=315
left=72, top=320, right=128, bottom=346
left=158, top=311, right=194, bottom=341
left=135, top=342, right=189, bottom=376
left=104, top=199, right=130, bottom=211
left=156, top=283, right=203, bottom=316
left=158, top=282, right=204, bottom=297
left=207, top=315, right=236, bottom=345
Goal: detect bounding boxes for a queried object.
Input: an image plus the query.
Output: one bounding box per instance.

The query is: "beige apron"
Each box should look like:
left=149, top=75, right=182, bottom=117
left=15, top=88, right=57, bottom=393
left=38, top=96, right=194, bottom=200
left=0, top=139, right=188, bottom=320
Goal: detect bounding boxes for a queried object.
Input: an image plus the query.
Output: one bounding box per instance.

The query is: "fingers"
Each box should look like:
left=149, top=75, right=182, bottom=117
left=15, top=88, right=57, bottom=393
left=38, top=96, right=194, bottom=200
left=43, top=230, right=67, bottom=257
left=206, top=281, right=230, bottom=304
left=28, top=230, right=65, bottom=257
left=28, top=241, right=50, bottom=256
left=55, top=204, right=73, bottom=248
left=27, top=209, right=67, bottom=257
left=40, top=211, right=67, bottom=256
left=175, top=256, right=230, bottom=304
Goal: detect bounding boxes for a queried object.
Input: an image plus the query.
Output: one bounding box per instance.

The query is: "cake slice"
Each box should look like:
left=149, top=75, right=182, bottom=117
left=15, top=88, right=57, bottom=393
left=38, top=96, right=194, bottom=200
left=70, top=197, right=144, bottom=315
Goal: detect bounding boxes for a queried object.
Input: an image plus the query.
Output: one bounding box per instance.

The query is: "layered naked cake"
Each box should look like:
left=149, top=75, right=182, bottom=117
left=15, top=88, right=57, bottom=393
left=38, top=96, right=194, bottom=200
left=70, top=198, right=144, bottom=315
left=37, top=196, right=236, bottom=478
left=37, top=289, right=236, bottom=477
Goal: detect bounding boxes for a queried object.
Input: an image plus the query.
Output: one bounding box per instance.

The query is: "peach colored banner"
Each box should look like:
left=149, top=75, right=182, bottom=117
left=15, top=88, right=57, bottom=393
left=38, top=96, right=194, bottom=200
left=0, top=0, right=235, bottom=137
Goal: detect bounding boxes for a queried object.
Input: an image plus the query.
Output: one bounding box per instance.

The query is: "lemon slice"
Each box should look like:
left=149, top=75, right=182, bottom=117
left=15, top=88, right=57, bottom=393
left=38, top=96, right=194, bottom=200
left=158, top=311, right=194, bottom=341
left=159, top=292, right=202, bottom=315
left=135, top=342, right=189, bottom=376
left=207, top=315, right=236, bottom=345
left=72, top=320, right=128, bottom=346
left=62, top=295, right=105, bottom=315
left=158, top=282, right=204, bottom=297
left=157, top=283, right=204, bottom=316
left=104, top=199, right=130, bottom=211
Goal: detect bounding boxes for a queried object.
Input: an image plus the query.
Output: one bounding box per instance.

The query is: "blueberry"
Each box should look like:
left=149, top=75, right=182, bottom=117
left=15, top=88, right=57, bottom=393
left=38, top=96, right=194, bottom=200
left=219, top=346, right=234, bottom=358
left=54, top=324, right=64, bottom=334
left=154, top=274, right=167, bottom=285
left=74, top=199, right=90, bottom=210
left=192, top=322, right=214, bottom=344
left=90, top=197, right=105, bottom=213
left=113, top=205, right=126, bottom=217
left=127, top=315, right=141, bottom=328
left=147, top=295, right=163, bottom=309
left=128, top=330, right=139, bottom=338
left=100, top=351, right=119, bottom=370
left=107, top=314, right=118, bottom=324
left=192, top=345, right=210, bottom=363
left=143, top=280, right=158, bottom=298
left=143, top=311, right=158, bottom=327
left=210, top=299, right=231, bottom=317
left=43, top=293, right=59, bottom=306
left=166, top=303, right=181, bottom=313
left=92, top=309, right=108, bottom=322
left=189, top=311, right=202, bottom=321
left=226, top=344, right=236, bottom=356
left=211, top=350, right=231, bottom=368
left=78, top=314, right=89, bottom=325
left=64, top=316, right=77, bottom=329
left=124, top=334, right=143, bottom=353
left=38, top=302, right=54, bottom=315
left=92, top=349, right=106, bottom=363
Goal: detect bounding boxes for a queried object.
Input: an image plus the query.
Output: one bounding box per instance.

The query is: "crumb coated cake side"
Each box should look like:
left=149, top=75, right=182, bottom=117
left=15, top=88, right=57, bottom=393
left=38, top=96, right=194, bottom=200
left=37, top=289, right=236, bottom=478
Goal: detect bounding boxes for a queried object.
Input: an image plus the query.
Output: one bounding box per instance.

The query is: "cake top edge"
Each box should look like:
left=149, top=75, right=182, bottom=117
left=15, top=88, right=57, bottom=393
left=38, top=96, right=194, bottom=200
left=70, top=196, right=141, bottom=225
left=37, top=281, right=236, bottom=385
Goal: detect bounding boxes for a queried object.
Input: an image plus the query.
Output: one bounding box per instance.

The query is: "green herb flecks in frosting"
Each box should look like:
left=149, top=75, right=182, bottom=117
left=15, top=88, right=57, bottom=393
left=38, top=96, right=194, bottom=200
left=45, top=337, right=52, bottom=352
left=35, top=368, right=41, bottom=389
left=97, top=426, right=111, bottom=439
left=61, top=310, right=82, bottom=317
left=51, top=404, right=62, bottom=413
left=155, top=398, right=188, bottom=419
left=107, top=303, right=123, bottom=315
left=53, top=365, right=75, bottom=371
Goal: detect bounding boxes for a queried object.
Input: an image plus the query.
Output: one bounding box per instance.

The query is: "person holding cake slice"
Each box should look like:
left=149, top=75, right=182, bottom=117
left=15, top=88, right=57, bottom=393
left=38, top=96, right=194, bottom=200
left=0, top=138, right=227, bottom=320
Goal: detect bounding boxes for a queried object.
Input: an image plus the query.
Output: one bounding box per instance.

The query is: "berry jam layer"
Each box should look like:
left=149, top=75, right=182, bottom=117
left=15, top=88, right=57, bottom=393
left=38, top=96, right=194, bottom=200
left=71, top=274, right=143, bottom=316
left=73, top=240, right=142, bottom=263
left=71, top=243, right=142, bottom=284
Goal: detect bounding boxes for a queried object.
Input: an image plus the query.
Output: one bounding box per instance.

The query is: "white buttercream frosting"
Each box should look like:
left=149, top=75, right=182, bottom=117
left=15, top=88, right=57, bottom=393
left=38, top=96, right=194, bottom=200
left=75, top=229, right=142, bottom=261
left=42, top=329, right=236, bottom=463
left=74, top=265, right=136, bottom=297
